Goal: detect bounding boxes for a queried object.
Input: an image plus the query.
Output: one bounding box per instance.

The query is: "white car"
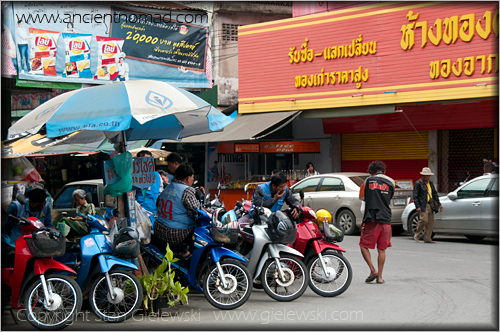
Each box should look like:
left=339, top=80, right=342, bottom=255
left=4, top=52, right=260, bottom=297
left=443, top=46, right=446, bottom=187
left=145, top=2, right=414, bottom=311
left=402, top=174, right=499, bottom=241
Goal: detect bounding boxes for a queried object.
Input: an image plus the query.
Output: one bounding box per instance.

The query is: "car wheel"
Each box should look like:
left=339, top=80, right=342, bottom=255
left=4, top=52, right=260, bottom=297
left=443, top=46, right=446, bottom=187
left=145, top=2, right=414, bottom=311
left=336, top=209, right=357, bottom=235
left=408, top=211, right=421, bottom=239
left=408, top=212, right=435, bottom=240
left=465, top=235, right=485, bottom=242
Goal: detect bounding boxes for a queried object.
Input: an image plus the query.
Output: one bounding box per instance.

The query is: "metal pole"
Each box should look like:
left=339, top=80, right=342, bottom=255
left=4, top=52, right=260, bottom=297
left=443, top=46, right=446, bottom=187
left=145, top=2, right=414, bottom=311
left=117, top=131, right=127, bottom=220
left=265, top=154, right=267, bottom=177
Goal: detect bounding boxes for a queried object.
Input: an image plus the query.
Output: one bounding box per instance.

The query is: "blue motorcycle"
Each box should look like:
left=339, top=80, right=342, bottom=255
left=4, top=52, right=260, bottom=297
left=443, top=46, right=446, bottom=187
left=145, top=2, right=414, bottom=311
left=141, top=207, right=252, bottom=310
left=56, top=213, right=143, bottom=322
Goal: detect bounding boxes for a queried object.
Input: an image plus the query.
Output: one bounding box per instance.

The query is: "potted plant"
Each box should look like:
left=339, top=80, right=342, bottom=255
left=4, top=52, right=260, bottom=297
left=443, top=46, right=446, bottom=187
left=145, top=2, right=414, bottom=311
left=137, top=244, right=189, bottom=315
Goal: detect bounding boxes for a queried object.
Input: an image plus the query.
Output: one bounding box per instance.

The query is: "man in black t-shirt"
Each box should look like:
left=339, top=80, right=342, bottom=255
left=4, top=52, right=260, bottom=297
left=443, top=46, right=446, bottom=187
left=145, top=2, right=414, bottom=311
left=359, top=161, right=395, bottom=285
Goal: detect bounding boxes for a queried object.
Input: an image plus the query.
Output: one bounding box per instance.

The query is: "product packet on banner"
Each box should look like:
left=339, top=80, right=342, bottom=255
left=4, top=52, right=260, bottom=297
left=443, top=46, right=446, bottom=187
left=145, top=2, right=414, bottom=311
left=62, top=33, right=92, bottom=79
left=28, top=28, right=59, bottom=76
left=95, top=36, right=124, bottom=81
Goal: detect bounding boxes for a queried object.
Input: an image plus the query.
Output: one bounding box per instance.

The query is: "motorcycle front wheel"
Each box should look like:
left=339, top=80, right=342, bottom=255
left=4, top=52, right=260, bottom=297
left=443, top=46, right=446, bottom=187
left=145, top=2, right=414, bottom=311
left=24, top=273, right=82, bottom=330
left=308, top=250, right=352, bottom=297
left=203, top=259, right=252, bottom=310
left=260, top=254, right=309, bottom=302
left=89, top=270, right=143, bottom=322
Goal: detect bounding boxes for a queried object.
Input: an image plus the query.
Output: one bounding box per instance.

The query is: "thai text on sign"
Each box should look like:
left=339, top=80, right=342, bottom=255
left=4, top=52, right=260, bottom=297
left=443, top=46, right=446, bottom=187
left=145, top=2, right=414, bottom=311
left=103, top=156, right=155, bottom=189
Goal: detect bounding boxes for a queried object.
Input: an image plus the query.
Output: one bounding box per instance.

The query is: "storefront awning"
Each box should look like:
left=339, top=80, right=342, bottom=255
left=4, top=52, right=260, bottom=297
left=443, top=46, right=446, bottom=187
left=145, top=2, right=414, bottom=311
left=152, top=111, right=301, bottom=145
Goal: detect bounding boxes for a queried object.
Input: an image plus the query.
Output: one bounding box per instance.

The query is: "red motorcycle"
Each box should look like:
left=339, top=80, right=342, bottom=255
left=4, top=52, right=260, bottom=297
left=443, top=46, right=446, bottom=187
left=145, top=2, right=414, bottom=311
left=234, top=188, right=352, bottom=297
left=2, top=213, right=82, bottom=330
left=284, top=189, right=352, bottom=297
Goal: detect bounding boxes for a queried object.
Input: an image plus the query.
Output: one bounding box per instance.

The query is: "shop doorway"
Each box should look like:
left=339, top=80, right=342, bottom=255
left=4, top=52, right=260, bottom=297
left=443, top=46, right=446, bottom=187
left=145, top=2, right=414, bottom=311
left=439, top=128, right=497, bottom=192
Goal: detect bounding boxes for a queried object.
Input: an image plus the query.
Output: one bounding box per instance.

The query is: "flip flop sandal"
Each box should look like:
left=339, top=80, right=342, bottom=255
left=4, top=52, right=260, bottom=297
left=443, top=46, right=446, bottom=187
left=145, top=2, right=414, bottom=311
left=365, top=273, right=379, bottom=283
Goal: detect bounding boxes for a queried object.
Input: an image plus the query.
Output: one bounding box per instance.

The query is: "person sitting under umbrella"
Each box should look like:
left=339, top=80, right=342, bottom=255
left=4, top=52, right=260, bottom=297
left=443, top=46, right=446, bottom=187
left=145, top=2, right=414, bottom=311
left=68, top=189, right=95, bottom=222
left=154, top=164, right=200, bottom=259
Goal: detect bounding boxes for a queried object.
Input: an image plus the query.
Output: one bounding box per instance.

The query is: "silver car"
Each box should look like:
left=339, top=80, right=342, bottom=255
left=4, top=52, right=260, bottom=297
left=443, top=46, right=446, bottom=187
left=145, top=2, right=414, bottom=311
left=402, top=174, right=499, bottom=241
left=288, top=172, right=412, bottom=235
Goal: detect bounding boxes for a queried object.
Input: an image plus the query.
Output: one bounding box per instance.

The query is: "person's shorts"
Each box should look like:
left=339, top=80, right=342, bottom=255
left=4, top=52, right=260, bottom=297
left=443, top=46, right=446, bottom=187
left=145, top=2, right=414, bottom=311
left=359, top=222, right=392, bottom=250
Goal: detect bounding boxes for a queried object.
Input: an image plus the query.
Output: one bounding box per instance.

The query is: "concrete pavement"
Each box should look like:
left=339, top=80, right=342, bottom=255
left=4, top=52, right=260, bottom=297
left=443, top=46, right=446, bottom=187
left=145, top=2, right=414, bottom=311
left=2, top=233, right=498, bottom=330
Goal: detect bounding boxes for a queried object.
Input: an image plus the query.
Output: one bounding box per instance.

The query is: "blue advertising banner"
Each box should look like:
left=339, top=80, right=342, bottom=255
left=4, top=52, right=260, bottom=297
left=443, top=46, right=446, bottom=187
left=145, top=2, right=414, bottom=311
left=8, top=1, right=210, bottom=88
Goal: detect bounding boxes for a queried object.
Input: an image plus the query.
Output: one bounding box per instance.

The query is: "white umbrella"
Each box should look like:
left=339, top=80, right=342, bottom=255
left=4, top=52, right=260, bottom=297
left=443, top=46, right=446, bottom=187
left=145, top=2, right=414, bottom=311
left=7, top=79, right=236, bottom=143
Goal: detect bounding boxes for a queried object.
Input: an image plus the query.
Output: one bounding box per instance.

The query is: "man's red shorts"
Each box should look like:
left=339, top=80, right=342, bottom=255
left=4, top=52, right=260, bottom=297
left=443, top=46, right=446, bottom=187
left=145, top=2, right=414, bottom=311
left=359, top=222, right=392, bottom=250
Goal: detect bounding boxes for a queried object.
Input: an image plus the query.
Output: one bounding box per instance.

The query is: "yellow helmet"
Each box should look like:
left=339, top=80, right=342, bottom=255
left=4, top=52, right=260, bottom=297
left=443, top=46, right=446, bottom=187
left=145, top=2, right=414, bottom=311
left=316, top=209, right=332, bottom=226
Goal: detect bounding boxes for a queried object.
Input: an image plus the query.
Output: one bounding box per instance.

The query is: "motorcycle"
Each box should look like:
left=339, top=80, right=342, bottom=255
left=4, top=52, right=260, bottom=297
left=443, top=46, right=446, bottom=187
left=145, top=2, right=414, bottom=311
left=284, top=189, right=352, bottom=297
left=234, top=185, right=309, bottom=302
left=205, top=182, right=225, bottom=209
left=140, top=190, right=252, bottom=310
left=55, top=213, right=143, bottom=323
left=2, top=203, right=82, bottom=330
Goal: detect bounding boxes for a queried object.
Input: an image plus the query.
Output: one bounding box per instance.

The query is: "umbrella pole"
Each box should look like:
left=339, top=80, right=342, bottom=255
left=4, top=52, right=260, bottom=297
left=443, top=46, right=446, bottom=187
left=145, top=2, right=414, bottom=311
left=116, top=132, right=127, bottom=220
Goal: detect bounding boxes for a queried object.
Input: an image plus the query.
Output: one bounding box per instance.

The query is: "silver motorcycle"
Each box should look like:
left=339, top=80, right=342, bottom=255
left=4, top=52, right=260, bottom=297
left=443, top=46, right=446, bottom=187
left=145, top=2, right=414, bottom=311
left=236, top=185, right=309, bottom=302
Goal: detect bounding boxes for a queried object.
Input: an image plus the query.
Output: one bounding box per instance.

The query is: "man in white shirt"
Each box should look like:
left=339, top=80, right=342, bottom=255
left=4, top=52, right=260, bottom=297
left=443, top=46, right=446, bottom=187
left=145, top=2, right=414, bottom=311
left=15, top=20, right=32, bottom=73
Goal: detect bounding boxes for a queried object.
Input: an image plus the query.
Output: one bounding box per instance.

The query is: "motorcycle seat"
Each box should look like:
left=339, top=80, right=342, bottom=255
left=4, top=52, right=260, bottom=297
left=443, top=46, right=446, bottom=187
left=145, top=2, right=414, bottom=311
left=151, top=233, right=189, bottom=256
left=65, top=241, right=81, bottom=253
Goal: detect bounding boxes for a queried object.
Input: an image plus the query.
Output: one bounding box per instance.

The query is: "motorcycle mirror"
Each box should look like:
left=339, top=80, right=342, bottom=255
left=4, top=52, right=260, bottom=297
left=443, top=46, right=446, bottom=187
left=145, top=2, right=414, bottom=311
left=299, top=188, right=305, bottom=200
left=244, top=184, right=249, bottom=193
left=236, top=201, right=243, bottom=208
left=255, top=186, right=264, bottom=198
left=195, top=189, right=204, bottom=200
left=252, top=209, right=261, bottom=225
left=16, top=194, right=26, bottom=205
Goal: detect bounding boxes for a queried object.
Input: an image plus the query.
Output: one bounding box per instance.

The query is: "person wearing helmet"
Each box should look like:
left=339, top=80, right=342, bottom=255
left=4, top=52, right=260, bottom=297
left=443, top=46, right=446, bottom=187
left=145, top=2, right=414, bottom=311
left=239, top=172, right=300, bottom=226
left=359, top=161, right=394, bottom=285
left=154, top=164, right=200, bottom=258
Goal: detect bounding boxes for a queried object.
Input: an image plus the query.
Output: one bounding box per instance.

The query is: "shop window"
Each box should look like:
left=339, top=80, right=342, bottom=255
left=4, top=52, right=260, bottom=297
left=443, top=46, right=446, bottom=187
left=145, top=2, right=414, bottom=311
left=222, top=23, right=239, bottom=41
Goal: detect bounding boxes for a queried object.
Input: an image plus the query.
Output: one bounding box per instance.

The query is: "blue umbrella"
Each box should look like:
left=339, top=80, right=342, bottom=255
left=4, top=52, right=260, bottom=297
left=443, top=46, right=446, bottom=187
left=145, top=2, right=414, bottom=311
left=7, top=80, right=236, bottom=143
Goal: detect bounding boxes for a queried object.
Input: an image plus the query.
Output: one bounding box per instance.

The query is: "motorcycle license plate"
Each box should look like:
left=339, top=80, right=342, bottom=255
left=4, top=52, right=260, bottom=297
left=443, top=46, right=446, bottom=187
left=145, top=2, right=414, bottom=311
left=393, top=198, right=406, bottom=206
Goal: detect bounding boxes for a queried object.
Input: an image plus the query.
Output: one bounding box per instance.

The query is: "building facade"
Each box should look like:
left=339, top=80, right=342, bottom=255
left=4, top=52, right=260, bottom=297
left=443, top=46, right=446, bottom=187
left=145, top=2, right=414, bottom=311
left=238, top=1, right=499, bottom=191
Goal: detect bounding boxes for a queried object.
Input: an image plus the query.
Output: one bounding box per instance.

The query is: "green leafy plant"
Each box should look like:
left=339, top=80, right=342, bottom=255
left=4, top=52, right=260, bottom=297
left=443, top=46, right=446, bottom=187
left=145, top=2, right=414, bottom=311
left=137, top=244, right=189, bottom=311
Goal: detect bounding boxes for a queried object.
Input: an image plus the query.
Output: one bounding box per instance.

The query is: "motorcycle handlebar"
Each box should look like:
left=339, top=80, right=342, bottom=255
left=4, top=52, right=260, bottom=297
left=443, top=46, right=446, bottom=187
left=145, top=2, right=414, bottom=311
left=8, top=214, right=21, bottom=222
left=8, top=214, right=31, bottom=226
